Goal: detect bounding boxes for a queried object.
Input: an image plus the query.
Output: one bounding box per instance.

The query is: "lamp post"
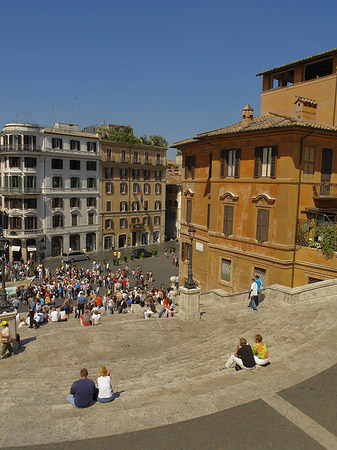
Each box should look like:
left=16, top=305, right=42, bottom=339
left=184, top=225, right=197, bottom=289
left=0, top=230, right=9, bottom=313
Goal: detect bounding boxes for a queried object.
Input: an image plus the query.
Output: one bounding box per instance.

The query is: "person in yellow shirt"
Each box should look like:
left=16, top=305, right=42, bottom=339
left=252, top=334, right=269, bottom=366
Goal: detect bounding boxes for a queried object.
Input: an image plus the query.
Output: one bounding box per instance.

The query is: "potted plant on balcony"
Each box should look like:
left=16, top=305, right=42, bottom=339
left=130, top=254, right=134, bottom=261
left=123, top=255, right=127, bottom=262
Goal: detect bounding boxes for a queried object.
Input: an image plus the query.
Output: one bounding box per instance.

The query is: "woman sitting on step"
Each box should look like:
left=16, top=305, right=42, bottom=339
left=252, top=334, right=269, bottom=366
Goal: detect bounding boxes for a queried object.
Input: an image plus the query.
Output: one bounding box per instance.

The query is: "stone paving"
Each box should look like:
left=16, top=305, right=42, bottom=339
left=0, top=294, right=336, bottom=449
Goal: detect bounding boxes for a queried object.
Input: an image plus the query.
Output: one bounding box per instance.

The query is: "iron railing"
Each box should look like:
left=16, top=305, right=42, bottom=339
left=313, top=183, right=337, bottom=197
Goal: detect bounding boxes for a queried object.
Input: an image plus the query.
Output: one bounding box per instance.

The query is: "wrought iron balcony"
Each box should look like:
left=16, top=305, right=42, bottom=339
left=1, top=187, right=41, bottom=195
left=0, top=145, right=41, bottom=152
left=313, top=183, right=337, bottom=198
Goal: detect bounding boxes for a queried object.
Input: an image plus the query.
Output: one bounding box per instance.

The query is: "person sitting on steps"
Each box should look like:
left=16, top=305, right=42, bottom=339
left=252, top=334, right=270, bottom=366
left=223, top=337, right=256, bottom=371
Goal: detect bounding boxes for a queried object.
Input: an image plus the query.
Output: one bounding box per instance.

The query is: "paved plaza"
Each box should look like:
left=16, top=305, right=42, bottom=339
left=1, top=278, right=336, bottom=449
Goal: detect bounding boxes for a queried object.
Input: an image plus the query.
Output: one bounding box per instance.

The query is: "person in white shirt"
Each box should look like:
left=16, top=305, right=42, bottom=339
left=96, top=365, right=114, bottom=403
left=248, top=278, right=258, bottom=311
left=49, top=308, right=60, bottom=322
left=91, top=310, right=101, bottom=326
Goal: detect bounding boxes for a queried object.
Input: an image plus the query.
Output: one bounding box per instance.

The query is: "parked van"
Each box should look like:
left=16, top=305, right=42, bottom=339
left=62, top=251, right=90, bottom=263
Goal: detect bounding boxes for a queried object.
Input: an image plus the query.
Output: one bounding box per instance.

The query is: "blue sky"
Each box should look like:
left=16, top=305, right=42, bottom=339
left=1, top=0, right=337, bottom=158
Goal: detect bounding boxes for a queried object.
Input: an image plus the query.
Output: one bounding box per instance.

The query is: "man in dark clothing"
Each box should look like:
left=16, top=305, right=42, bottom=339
left=28, top=298, right=38, bottom=329
left=224, top=337, right=256, bottom=370
left=66, top=368, right=96, bottom=408
left=77, top=293, right=85, bottom=317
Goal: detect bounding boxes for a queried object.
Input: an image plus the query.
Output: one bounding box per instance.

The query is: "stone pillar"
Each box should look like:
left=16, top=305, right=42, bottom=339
left=0, top=312, right=18, bottom=353
left=177, top=286, right=201, bottom=321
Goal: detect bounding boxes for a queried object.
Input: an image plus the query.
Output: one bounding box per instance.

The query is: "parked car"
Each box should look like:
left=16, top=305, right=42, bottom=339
left=132, top=248, right=153, bottom=258
left=62, top=251, right=90, bottom=263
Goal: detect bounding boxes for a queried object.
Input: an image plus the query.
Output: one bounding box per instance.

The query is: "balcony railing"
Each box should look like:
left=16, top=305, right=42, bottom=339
left=1, top=187, right=42, bottom=194
left=0, top=145, right=41, bottom=152
left=313, top=183, right=337, bottom=198
left=296, top=219, right=337, bottom=255
left=3, top=228, right=43, bottom=236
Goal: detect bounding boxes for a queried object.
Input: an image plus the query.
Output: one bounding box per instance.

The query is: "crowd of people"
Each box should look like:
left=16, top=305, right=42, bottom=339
left=11, top=259, right=178, bottom=332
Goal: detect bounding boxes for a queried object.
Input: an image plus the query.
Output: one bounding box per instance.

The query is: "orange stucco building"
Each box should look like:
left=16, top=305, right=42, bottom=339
left=174, top=49, right=337, bottom=293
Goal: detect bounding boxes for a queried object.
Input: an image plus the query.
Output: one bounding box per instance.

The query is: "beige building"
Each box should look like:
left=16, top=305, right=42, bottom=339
left=99, top=140, right=166, bottom=250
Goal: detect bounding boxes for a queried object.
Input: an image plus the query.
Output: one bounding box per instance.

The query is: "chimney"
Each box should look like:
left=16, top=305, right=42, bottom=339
left=294, top=96, right=317, bottom=122
left=242, top=104, right=254, bottom=127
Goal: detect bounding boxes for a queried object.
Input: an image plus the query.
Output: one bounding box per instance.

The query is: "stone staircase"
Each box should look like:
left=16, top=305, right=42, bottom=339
left=0, top=295, right=336, bottom=448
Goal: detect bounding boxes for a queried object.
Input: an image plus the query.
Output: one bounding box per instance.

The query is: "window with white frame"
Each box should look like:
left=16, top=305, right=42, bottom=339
left=52, top=176, right=63, bottom=188
left=106, top=148, right=112, bottom=161
left=144, top=183, right=150, bottom=194
left=105, top=167, right=113, bottom=179
left=120, top=217, right=127, bottom=228
left=120, top=201, right=127, bottom=212
left=155, top=183, right=161, bottom=194
left=133, top=182, right=139, bottom=194
left=105, top=182, right=113, bottom=194
left=87, top=197, right=96, bottom=207
left=87, top=178, right=96, bottom=189
left=132, top=201, right=139, bottom=211
left=87, top=141, right=97, bottom=152
left=144, top=200, right=148, bottom=211
left=120, top=182, right=127, bottom=194
left=154, top=216, right=160, bottom=226
left=52, top=138, right=63, bottom=149
left=105, top=218, right=113, bottom=229
left=155, top=200, right=161, bottom=210
left=143, top=216, right=149, bottom=226
left=70, top=177, right=80, bottom=188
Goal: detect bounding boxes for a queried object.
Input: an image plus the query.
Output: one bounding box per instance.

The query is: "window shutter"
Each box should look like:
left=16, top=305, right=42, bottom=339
left=87, top=142, right=90, bottom=151
left=186, top=199, right=192, bottom=223
left=33, top=136, right=36, bottom=146
left=191, top=155, right=195, bottom=179
left=224, top=205, right=234, bottom=235
left=261, top=209, right=270, bottom=242
left=254, top=148, right=262, bottom=178
left=257, top=209, right=269, bottom=242
left=185, top=156, right=189, bottom=178
left=182, top=243, right=186, bottom=261
left=271, top=146, right=278, bottom=178
left=18, top=135, right=22, bottom=148
left=227, top=205, right=234, bottom=235
left=234, top=148, right=241, bottom=178
left=220, top=150, right=225, bottom=177
left=209, top=153, right=212, bottom=179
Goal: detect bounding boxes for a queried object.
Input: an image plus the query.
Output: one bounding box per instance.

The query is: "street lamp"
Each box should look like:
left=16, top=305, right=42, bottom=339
left=0, top=230, right=9, bottom=313
left=184, top=224, right=197, bottom=289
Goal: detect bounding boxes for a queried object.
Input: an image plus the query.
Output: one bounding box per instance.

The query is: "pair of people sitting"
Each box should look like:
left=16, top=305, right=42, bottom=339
left=66, top=366, right=115, bottom=408
left=223, top=334, right=269, bottom=371
left=80, top=309, right=101, bottom=326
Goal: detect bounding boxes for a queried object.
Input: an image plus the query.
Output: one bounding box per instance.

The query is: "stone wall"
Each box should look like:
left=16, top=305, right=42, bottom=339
left=200, top=278, right=337, bottom=309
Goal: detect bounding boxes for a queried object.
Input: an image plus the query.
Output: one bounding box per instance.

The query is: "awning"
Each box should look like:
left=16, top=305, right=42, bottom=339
left=27, top=246, right=37, bottom=252
left=12, top=246, right=21, bottom=252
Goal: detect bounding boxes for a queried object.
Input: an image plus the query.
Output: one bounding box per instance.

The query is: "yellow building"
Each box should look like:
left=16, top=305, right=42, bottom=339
left=174, top=49, right=337, bottom=292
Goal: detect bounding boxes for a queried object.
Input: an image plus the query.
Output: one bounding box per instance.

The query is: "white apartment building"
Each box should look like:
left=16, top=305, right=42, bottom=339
left=0, top=122, right=100, bottom=261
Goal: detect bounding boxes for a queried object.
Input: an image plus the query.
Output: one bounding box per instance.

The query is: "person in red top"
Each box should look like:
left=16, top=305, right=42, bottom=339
left=96, top=296, right=102, bottom=307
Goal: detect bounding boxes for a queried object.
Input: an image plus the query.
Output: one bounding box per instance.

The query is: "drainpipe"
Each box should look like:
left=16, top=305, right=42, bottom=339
left=291, top=129, right=315, bottom=287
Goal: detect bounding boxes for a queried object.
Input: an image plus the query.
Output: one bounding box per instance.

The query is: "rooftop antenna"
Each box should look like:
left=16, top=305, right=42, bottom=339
left=24, top=112, right=26, bottom=122
left=57, top=105, right=60, bottom=123
left=70, top=102, right=73, bottom=124
left=102, top=101, right=106, bottom=126
left=74, top=97, right=77, bottom=124
left=52, top=104, right=55, bottom=124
